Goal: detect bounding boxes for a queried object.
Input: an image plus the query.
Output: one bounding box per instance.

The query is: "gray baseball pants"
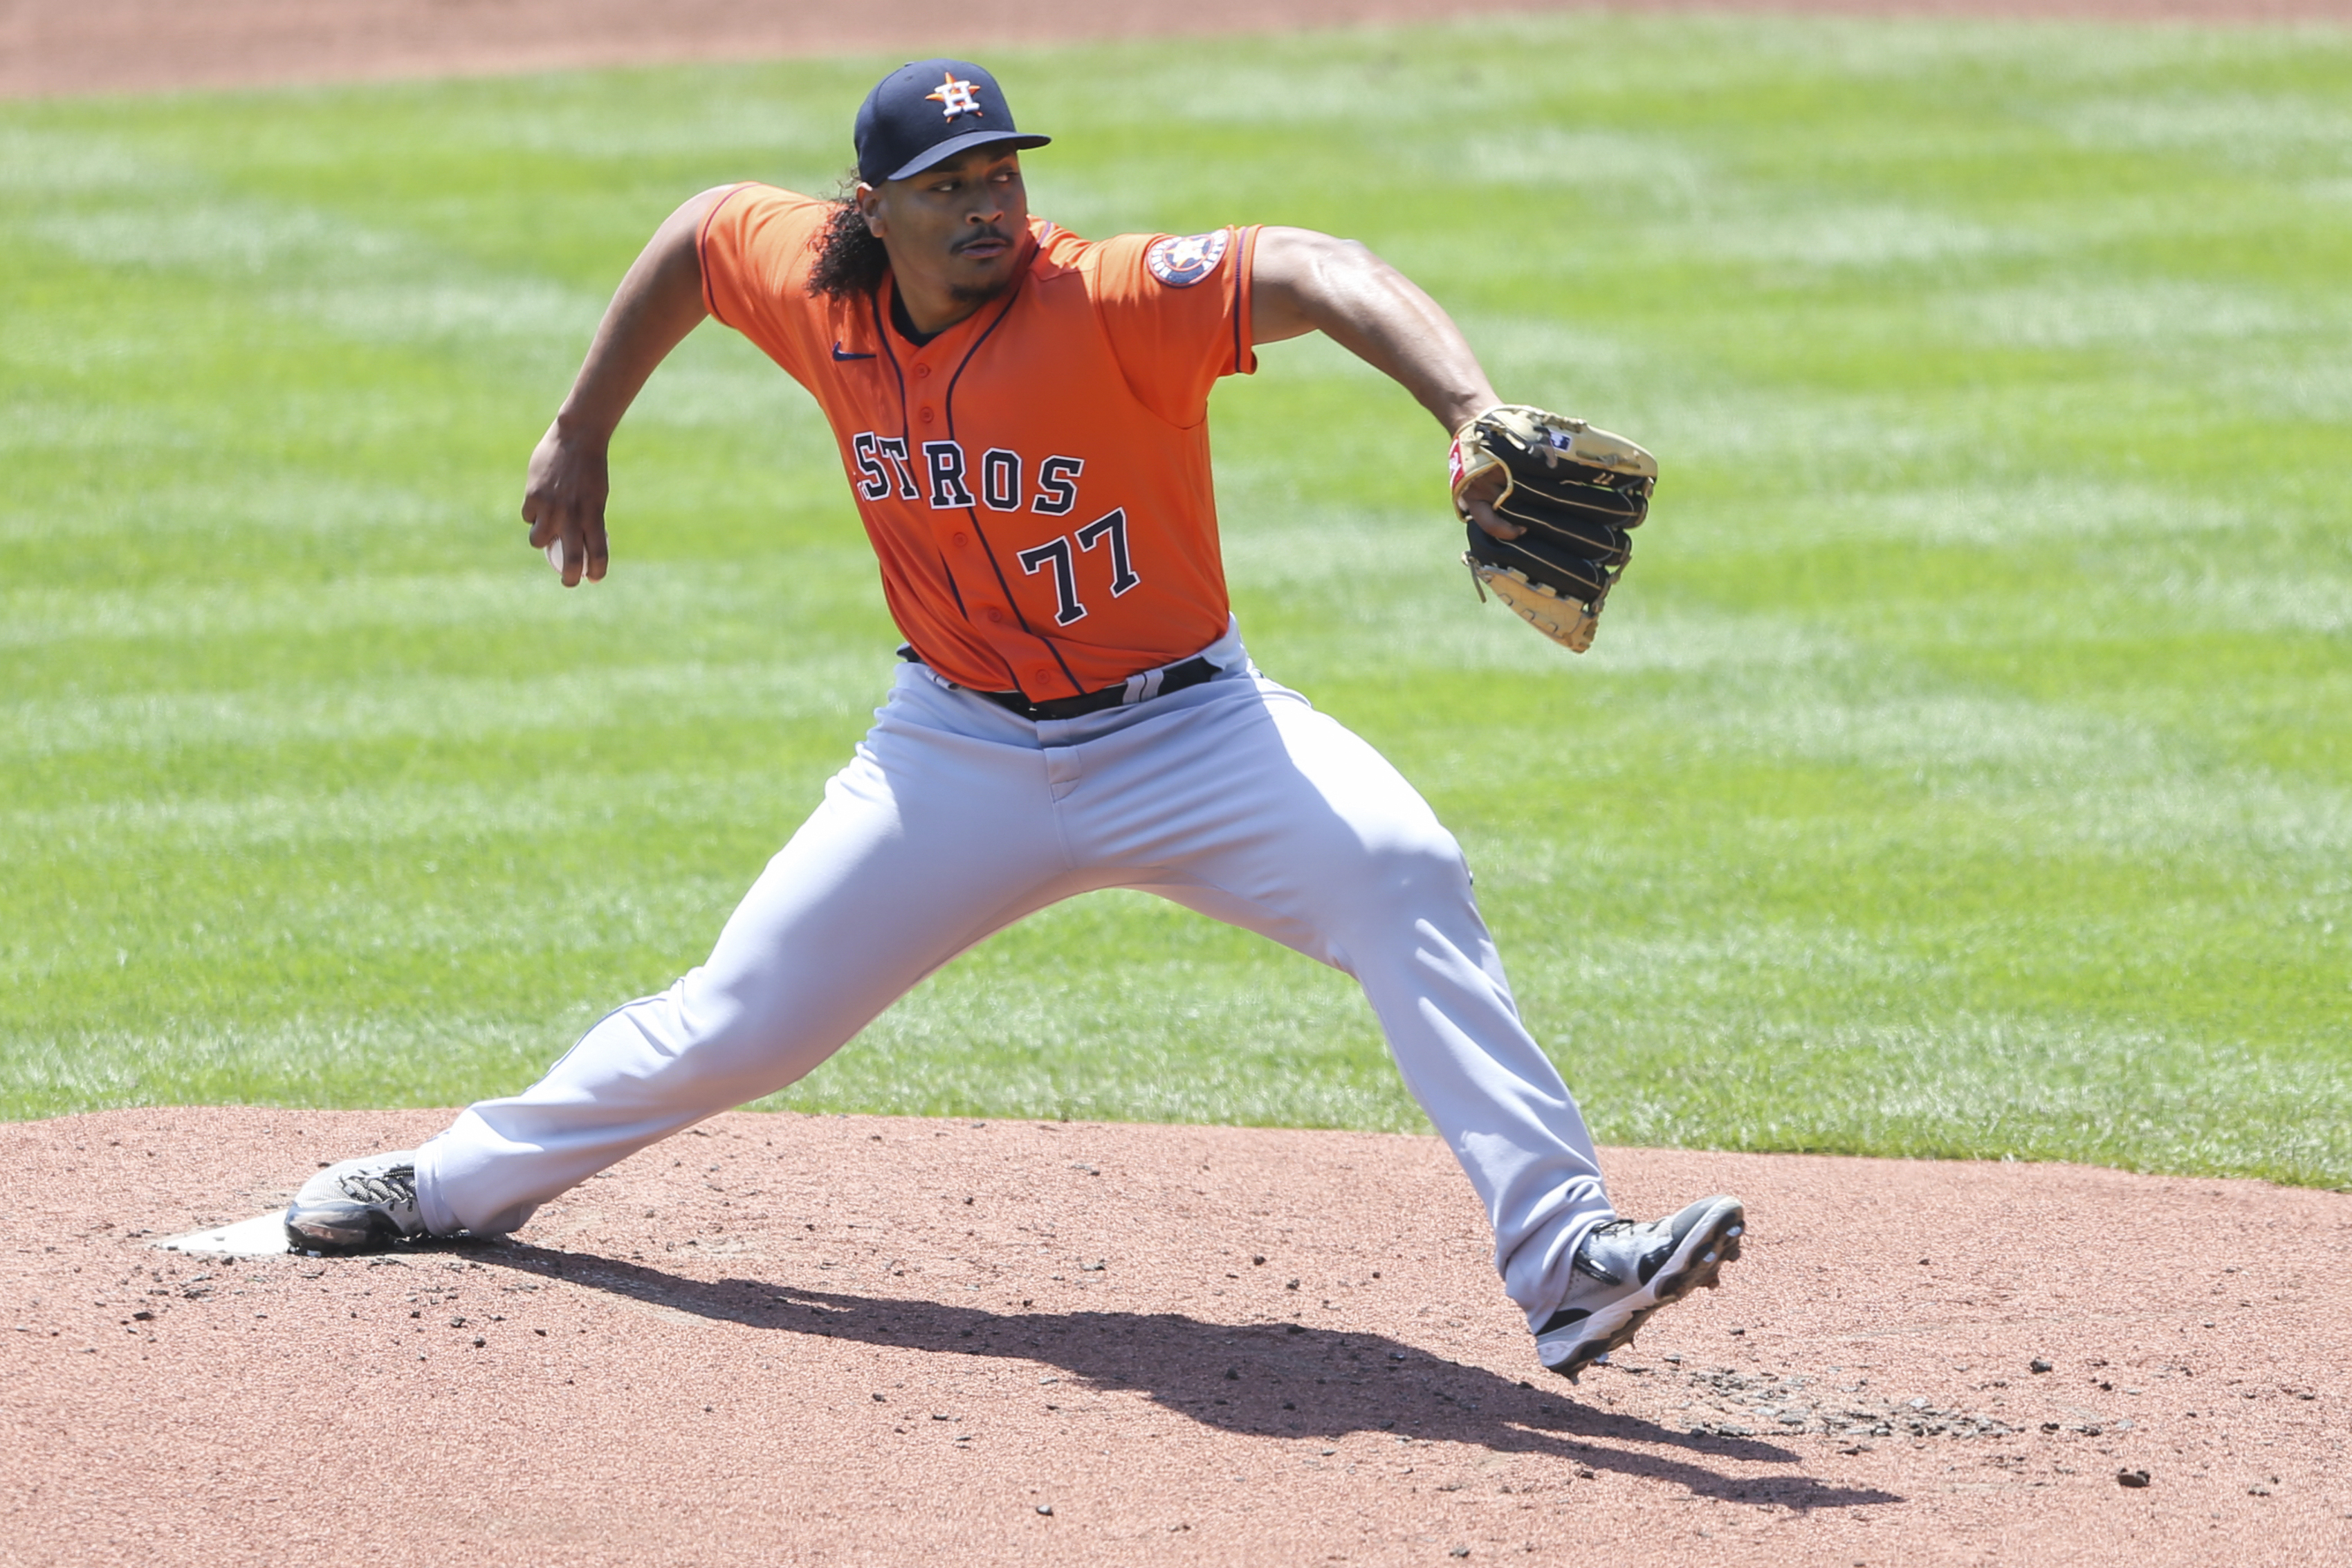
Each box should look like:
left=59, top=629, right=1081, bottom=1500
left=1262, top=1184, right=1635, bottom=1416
left=413, top=622, right=1617, bottom=1327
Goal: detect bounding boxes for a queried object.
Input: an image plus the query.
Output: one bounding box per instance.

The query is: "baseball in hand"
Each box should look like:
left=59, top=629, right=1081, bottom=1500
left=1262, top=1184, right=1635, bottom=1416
left=545, top=539, right=566, bottom=575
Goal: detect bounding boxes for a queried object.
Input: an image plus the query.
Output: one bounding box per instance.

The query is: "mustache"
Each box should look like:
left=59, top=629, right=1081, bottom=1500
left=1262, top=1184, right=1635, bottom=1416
left=950, top=226, right=1013, bottom=256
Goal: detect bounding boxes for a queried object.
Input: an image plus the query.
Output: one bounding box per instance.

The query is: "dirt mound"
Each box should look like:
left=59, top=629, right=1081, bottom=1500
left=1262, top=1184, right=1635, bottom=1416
left=3, top=1107, right=2345, bottom=1565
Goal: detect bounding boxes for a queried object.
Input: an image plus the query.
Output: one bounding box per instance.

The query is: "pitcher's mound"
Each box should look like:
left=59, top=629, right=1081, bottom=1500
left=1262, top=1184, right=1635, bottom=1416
left=3, top=1107, right=2346, bottom=1566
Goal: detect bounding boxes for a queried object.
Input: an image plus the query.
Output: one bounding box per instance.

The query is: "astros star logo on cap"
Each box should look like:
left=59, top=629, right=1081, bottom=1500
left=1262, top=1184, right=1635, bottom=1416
left=926, top=73, right=984, bottom=121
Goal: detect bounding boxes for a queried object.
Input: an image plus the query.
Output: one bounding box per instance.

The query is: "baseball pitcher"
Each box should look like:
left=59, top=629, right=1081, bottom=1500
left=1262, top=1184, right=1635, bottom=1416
left=286, top=59, right=1741, bottom=1382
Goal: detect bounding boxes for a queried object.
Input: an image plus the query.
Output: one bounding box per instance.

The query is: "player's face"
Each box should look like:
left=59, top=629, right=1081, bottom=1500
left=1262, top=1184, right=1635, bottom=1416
left=861, top=145, right=1030, bottom=323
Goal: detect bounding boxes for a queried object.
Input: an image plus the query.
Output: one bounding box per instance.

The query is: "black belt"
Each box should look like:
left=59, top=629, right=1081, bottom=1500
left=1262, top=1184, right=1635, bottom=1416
left=899, top=648, right=1218, bottom=721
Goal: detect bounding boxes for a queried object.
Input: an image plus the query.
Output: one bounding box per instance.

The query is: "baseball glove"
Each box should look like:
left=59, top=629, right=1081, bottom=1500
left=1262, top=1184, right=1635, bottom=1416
left=1449, top=405, right=1656, bottom=653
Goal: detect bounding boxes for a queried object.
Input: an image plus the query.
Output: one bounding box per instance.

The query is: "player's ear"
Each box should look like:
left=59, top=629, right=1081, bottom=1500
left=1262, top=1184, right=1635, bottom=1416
left=854, top=181, right=885, bottom=239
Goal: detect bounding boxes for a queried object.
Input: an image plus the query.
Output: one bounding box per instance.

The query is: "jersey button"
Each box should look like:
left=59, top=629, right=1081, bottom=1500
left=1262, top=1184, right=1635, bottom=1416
left=915, top=363, right=932, bottom=379
left=952, top=531, right=969, bottom=547
left=1031, top=669, right=1056, bottom=687
left=985, top=608, right=1005, bottom=624
left=919, top=407, right=935, bottom=424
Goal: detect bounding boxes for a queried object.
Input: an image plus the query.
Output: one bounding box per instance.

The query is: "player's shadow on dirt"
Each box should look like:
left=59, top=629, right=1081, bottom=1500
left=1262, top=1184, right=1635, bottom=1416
left=480, top=1241, right=1899, bottom=1511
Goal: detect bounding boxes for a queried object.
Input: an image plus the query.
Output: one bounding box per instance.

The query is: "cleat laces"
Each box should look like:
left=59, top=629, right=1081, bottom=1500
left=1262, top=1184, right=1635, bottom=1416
left=338, top=1165, right=417, bottom=1207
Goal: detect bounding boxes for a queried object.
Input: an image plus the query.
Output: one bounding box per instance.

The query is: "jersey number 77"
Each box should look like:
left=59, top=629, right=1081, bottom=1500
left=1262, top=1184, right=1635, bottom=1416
left=1016, top=508, right=1141, bottom=625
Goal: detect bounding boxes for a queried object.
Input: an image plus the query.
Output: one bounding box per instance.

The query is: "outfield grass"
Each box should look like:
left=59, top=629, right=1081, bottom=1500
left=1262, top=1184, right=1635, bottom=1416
left=4, top=16, right=2349, bottom=1184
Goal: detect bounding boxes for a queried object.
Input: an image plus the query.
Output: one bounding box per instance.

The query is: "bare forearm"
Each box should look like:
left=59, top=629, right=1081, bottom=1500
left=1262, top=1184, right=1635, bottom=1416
left=523, top=187, right=728, bottom=586
left=555, top=189, right=726, bottom=441
left=1250, top=225, right=1498, bottom=432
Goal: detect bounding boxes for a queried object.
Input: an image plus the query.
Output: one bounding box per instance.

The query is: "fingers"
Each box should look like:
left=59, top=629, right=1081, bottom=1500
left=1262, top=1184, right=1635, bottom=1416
left=554, top=521, right=591, bottom=587
left=521, top=425, right=610, bottom=588
left=582, top=510, right=609, bottom=584
left=526, top=505, right=588, bottom=587
left=1455, top=467, right=1520, bottom=539
left=1462, top=495, right=1523, bottom=540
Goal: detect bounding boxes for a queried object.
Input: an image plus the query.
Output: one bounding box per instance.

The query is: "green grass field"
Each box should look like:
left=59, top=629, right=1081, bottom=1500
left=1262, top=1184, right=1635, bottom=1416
left=5, top=15, right=2349, bottom=1184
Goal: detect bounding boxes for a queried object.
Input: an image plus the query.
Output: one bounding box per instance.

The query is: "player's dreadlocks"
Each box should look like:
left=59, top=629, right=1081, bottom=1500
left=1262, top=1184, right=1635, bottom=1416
left=808, top=188, right=890, bottom=299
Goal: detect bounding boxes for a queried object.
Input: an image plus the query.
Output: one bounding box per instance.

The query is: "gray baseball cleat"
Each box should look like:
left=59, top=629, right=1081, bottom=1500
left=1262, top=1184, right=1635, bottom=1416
left=1533, top=1194, right=1745, bottom=1383
left=284, top=1152, right=430, bottom=1254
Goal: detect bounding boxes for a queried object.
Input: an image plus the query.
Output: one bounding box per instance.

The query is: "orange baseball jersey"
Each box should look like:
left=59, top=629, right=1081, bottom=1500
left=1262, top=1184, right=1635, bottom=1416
left=697, top=184, right=1260, bottom=699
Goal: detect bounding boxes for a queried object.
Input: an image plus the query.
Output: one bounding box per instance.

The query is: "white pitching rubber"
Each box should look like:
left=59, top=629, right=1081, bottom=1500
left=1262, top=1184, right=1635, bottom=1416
left=153, top=1212, right=294, bottom=1257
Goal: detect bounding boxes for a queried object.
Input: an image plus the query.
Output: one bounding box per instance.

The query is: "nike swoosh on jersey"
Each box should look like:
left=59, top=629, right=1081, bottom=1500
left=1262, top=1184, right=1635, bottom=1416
left=832, top=342, right=877, bottom=360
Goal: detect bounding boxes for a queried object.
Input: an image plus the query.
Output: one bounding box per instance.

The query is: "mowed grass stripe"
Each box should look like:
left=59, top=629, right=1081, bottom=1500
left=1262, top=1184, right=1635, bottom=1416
left=2, top=17, right=2346, bottom=1181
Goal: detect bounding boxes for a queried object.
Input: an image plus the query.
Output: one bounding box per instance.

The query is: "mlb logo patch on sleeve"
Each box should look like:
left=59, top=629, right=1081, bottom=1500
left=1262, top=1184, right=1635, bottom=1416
left=1146, top=230, right=1229, bottom=288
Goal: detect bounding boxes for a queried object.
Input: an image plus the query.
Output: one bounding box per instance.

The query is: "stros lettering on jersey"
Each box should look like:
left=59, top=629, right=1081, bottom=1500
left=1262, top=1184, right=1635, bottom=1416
left=698, top=185, right=1259, bottom=699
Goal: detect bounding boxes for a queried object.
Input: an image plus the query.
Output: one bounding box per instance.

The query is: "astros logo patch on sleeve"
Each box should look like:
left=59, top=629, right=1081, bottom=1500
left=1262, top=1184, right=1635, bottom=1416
left=1145, top=230, right=1229, bottom=288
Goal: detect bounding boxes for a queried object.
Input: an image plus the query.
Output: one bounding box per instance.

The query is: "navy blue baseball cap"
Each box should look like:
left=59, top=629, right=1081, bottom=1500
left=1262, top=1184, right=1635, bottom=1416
left=854, top=59, right=1050, bottom=185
